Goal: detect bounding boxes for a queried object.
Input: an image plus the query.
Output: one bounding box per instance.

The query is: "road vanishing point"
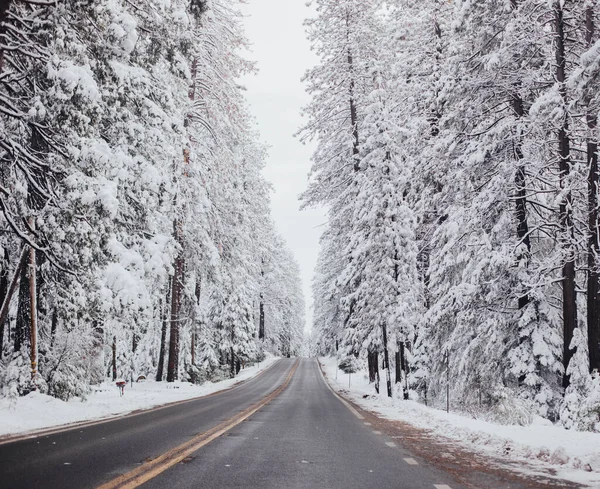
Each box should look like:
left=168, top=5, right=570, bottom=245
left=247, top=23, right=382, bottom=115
left=1, top=359, right=518, bottom=489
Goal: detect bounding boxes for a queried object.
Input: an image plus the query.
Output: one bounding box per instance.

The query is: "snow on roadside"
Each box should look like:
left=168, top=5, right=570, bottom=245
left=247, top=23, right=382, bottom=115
left=0, top=355, right=279, bottom=438
left=319, top=356, right=600, bottom=488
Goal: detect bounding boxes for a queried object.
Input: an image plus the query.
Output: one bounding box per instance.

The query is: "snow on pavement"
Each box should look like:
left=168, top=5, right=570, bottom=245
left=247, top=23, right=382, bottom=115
left=0, top=356, right=279, bottom=438
left=319, top=356, right=600, bottom=488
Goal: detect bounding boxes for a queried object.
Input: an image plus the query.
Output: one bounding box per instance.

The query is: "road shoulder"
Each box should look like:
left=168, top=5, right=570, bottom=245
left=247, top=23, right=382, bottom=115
left=318, top=357, right=595, bottom=489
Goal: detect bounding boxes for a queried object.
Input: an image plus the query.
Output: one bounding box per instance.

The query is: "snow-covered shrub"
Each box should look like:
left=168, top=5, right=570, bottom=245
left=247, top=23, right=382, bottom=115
left=1, top=352, right=45, bottom=398
left=560, top=329, right=600, bottom=431
left=338, top=356, right=359, bottom=374
left=42, top=328, right=94, bottom=401
left=485, top=387, right=534, bottom=427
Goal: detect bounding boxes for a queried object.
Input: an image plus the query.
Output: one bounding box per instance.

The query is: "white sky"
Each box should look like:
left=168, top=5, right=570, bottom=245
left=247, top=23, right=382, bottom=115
left=239, top=0, right=326, bottom=330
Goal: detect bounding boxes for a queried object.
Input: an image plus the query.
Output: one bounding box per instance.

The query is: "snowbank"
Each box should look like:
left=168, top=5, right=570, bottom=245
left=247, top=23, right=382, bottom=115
left=319, top=356, right=600, bottom=488
left=0, top=356, right=279, bottom=439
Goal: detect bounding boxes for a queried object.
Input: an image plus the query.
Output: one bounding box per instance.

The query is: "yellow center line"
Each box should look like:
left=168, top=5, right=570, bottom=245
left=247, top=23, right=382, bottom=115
left=96, top=359, right=299, bottom=489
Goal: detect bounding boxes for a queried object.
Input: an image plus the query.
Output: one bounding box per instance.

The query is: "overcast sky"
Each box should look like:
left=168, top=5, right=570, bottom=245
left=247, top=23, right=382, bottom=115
left=239, top=0, right=326, bottom=330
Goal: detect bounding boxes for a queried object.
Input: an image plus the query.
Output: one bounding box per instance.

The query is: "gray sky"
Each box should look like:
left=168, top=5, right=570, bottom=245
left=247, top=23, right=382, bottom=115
left=239, top=0, right=326, bottom=330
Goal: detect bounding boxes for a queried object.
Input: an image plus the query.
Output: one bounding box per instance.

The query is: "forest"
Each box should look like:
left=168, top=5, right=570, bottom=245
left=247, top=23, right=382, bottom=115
left=0, top=0, right=305, bottom=401
left=305, top=0, right=600, bottom=431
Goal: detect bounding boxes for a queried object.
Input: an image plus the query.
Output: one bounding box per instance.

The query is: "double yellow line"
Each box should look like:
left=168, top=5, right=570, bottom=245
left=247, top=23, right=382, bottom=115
left=97, top=360, right=299, bottom=489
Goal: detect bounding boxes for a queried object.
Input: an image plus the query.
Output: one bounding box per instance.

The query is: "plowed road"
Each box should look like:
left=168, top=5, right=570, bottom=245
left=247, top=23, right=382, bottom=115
left=1, top=359, right=468, bottom=489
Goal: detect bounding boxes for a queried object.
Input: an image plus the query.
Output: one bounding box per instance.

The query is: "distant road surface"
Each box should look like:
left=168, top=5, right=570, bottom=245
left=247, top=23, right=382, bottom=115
left=0, top=358, right=469, bottom=489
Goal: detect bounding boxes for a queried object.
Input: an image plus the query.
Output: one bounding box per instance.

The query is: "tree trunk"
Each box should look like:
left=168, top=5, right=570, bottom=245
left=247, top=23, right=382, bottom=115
left=259, top=297, right=265, bottom=339
left=400, top=341, right=409, bottom=400
left=555, top=2, right=577, bottom=389
left=513, top=92, right=531, bottom=309
left=167, top=243, right=184, bottom=382
left=14, top=253, right=30, bottom=353
left=156, top=279, right=171, bottom=381
left=0, top=248, right=8, bottom=356
left=28, top=218, right=38, bottom=383
left=112, top=336, right=117, bottom=381
left=586, top=6, right=600, bottom=374
left=191, top=329, right=196, bottom=366
left=394, top=350, right=401, bottom=384
left=381, top=323, right=392, bottom=397
left=345, top=13, right=360, bottom=172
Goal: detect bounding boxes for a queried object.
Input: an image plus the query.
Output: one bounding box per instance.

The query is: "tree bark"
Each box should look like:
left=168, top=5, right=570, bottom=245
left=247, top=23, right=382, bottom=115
left=14, top=252, right=30, bottom=353
left=513, top=92, right=531, bottom=309
left=112, top=336, right=117, bottom=381
left=585, top=6, right=600, bottom=374
left=259, top=296, right=265, bottom=339
left=166, top=240, right=184, bottom=382
left=554, top=2, right=577, bottom=389
left=28, top=218, right=37, bottom=383
left=381, top=322, right=392, bottom=397
left=0, top=248, right=8, bottom=355
left=156, top=278, right=171, bottom=382
left=345, top=12, right=360, bottom=172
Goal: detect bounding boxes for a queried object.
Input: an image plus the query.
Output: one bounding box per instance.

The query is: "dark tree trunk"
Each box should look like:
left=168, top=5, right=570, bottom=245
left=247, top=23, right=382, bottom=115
left=586, top=6, right=600, bottom=374
left=259, top=297, right=265, bottom=339
left=14, top=256, right=30, bottom=353
left=112, top=336, right=117, bottom=381
left=167, top=247, right=184, bottom=382
left=394, top=350, right=401, bottom=384
left=0, top=248, right=8, bottom=355
left=368, top=350, right=380, bottom=393
left=132, top=332, right=138, bottom=353
left=156, top=279, right=171, bottom=382
left=381, top=323, right=392, bottom=398
left=368, top=350, right=378, bottom=383
left=555, top=2, right=577, bottom=389
left=513, top=92, right=531, bottom=309
left=400, top=341, right=409, bottom=400
left=345, top=13, right=360, bottom=172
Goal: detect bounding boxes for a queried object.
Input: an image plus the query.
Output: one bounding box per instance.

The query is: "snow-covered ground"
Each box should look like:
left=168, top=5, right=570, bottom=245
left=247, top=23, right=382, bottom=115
left=0, top=356, right=279, bottom=439
left=319, top=356, right=600, bottom=488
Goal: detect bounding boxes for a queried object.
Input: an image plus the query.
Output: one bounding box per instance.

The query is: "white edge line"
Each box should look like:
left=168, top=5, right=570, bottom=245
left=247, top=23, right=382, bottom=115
left=404, top=457, right=418, bottom=465
left=433, top=485, right=452, bottom=489
left=316, top=360, right=364, bottom=420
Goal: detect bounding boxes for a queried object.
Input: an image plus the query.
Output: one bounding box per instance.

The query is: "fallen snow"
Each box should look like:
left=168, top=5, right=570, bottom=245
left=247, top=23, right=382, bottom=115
left=319, top=356, right=600, bottom=488
left=0, top=356, right=279, bottom=438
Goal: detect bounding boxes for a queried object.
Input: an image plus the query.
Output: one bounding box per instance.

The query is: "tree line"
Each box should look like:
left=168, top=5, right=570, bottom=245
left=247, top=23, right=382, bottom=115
left=304, top=0, right=600, bottom=430
left=0, top=0, right=305, bottom=400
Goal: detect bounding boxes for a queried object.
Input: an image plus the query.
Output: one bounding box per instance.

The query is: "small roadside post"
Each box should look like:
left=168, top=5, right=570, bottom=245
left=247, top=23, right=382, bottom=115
left=116, top=379, right=126, bottom=397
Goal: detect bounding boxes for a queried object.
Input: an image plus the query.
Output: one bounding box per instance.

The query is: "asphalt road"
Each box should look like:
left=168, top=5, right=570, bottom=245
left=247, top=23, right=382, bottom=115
left=0, top=358, right=467, bottom=489
left=0, top=359, right=296, bottom=489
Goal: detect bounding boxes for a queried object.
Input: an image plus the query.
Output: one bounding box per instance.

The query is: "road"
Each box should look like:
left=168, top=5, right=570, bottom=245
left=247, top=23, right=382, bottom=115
left=0, top=358, right=467, bottom=489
